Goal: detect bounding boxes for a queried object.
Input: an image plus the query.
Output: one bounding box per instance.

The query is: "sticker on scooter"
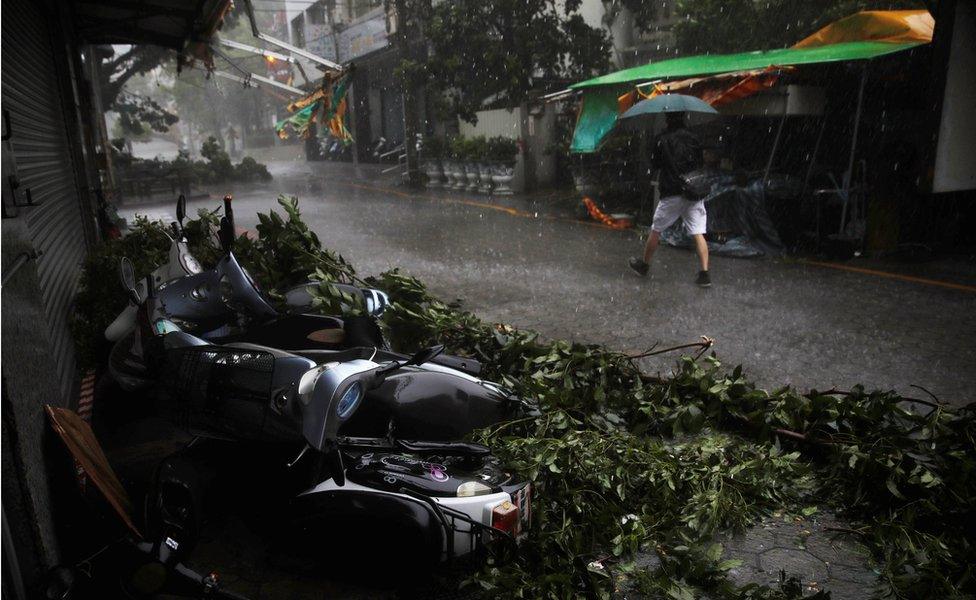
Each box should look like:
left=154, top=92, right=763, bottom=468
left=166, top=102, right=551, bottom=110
left=428, top=465, right=448, bottom=482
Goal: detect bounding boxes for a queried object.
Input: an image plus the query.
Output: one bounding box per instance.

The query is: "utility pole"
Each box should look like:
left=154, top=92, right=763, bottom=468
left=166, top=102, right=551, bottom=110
left=325, top=0, right=360, bottom=176
left=393, top=0, right=422, bottom=188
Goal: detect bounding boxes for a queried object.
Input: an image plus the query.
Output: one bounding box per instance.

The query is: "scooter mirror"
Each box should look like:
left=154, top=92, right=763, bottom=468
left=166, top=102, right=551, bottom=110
left=176, top=194, right=186, bottom=227
left=218, top=195, right=235, bottom=253
left=406, top=344, right=445, bottom=367
left=218, top=216, right=234, bottom=253
left=119, top=258, right=142, bottom=304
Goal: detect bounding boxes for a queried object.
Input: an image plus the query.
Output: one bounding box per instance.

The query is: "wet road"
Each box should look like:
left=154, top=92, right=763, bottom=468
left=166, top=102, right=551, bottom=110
left=125, top=160, right=976, bottom=405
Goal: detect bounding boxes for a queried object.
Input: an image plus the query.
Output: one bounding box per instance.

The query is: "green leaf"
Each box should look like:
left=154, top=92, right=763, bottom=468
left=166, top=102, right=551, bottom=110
left=717, top=559, right=743, bottom=571
left=886, top=476, right=906, bottom=500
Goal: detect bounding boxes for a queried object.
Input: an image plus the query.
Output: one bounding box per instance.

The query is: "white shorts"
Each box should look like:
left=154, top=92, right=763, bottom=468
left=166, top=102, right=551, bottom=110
left=651, top=195, right=707, bottom=235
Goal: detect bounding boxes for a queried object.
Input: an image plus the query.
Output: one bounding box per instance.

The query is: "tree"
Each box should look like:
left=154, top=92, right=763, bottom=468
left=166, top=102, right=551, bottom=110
left=98, top=46, right=179, bottom=136
left=415, top=0, right=611, bottom=123
left=666, top=0, right=926, bottom=55
left=111, top=5, right=279, bottom=150
left=97, top=11, right=242, bottom=137
left=114, top=90, right=178, bottom=136
left=601, top=0, right=659, bottom=34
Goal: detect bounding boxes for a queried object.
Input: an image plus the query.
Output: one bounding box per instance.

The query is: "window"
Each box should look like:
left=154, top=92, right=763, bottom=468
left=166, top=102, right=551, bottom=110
left=291, top=13, right=306, bottom=48
left=308, top=3, right=326, bottom=25
left=348, top=0, right=382, bottom=20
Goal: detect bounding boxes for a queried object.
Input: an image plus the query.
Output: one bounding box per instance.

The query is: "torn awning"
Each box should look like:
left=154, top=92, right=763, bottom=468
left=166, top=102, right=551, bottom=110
left=793, top=10, right=933, bottom=48
left=570, top=87, right=624, bottom=158
left=639, top=66, right=789, bottom=108
left=569, top=9, right=933, bottom=153
left=570, top=39, right=926, bottom=91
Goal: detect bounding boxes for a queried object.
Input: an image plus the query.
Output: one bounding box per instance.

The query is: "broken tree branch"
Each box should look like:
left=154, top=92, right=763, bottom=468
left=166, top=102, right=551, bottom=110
left=810, top=388, right=944, bottom=410
left=628, top=336, right=714, bottom=360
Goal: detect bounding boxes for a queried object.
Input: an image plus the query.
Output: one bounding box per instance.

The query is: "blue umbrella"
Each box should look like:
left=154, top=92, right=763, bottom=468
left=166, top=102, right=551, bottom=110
left=619, top=93, right=719, bottom=120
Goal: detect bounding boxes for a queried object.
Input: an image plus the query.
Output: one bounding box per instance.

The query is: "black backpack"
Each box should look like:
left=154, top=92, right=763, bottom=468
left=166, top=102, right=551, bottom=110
left=659, top=129, right=708, bottom=200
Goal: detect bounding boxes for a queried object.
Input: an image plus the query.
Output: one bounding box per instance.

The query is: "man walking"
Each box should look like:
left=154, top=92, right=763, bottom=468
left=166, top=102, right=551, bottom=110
left=629, top=112, right=710, bottom=287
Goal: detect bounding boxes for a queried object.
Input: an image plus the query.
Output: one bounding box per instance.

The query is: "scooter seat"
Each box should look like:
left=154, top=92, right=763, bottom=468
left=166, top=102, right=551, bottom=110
left=394, top=439, right=491, bottom=456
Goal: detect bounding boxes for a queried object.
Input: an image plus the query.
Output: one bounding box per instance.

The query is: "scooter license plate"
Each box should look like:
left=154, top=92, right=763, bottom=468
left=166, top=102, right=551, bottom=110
left=513, top=484, right=531, bottom=540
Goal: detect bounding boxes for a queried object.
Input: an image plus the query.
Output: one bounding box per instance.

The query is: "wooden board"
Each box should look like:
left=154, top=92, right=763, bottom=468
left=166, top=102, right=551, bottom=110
left=45, top=405, right=142, bottom=538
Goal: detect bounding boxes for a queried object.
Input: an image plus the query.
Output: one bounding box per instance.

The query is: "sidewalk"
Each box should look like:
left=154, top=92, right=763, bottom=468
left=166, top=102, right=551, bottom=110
left=616, top=512, right=877, bottom=598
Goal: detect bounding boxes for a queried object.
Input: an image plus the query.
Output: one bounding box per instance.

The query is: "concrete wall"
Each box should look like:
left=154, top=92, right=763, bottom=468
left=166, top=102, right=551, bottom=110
left=458, top=107, right=521, bottom=139
left=523, top=104, right=558, bottom=189
left=2, top=2, right=97, bottom=593
left=1, top=219, right=68, bottom=589
left=457, top=104, right=561, bottom=192
left=459, top=107, right=526, bottom=192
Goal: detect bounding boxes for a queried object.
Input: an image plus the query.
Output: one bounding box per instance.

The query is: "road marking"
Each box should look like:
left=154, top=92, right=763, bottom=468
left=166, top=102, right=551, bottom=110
left=801, top=260, right=976, bottom=293
left=337, top=181, right=629, bottom=232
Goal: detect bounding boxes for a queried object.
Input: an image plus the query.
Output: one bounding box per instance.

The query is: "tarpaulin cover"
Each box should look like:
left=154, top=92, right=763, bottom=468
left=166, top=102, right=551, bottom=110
left=276, top=101, right=320, bottom=139
left=570, top=86, right=625, bottom=153
left=660, top=179, right=785, bottom=258
left=276, top=72, right=353, bottom=141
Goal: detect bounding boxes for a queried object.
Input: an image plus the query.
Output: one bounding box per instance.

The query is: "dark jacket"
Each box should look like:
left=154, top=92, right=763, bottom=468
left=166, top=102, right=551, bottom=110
left=652, top=127, right=703, bottom=197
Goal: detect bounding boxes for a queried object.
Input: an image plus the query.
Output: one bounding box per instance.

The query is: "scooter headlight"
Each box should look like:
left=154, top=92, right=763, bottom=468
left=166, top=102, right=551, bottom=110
left=295, top=358, right=378, bottom=452
left=336, top=381, right=363, bottom=420
left=456, top=481, right=492, bottom=497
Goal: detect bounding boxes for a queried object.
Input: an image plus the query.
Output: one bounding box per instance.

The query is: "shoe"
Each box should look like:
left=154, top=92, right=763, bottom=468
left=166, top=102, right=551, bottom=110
left=629, top=257, right=649, bottom=276
left=696, top=270, right=711, bottom=287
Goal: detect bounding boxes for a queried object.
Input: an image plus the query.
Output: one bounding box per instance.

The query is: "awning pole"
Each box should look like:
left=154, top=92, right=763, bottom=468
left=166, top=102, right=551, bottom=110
left=762, top=96, right=788, bottom=185
left=840, top=63, right=867, bottom=235
left=212, top=70, right=305, bottom=96
left=803, top=115, right=828, bottom=243
left=802, top=115, right=828, bottom=194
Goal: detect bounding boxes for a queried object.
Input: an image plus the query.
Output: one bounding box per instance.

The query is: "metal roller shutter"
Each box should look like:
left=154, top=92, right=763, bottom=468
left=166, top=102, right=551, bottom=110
left=2, top=0, right=88, bottom=398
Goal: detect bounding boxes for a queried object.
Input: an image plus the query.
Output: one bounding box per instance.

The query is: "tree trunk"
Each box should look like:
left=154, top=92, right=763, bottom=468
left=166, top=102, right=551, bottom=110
left=394, top=0, right=422, bottom=189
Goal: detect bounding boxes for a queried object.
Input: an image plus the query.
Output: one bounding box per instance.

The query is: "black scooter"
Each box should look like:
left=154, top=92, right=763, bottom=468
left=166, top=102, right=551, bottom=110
left=108, top=196, right=527, bottom=441
left=93, top=199, right=535, bottom=585
left=93, top=261, right=531, bottom=588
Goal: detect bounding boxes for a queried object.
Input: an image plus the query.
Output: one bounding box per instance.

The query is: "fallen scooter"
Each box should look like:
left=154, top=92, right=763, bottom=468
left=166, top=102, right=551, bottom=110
left=107, top=196, right=529, bottom=441
left=95, top=201, right=535, bottom=575
left=105, top=195, right=389, bottom=348
left=101, top=254, right=532, bottom=575
left=106, top=195, right=391, bottom=390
